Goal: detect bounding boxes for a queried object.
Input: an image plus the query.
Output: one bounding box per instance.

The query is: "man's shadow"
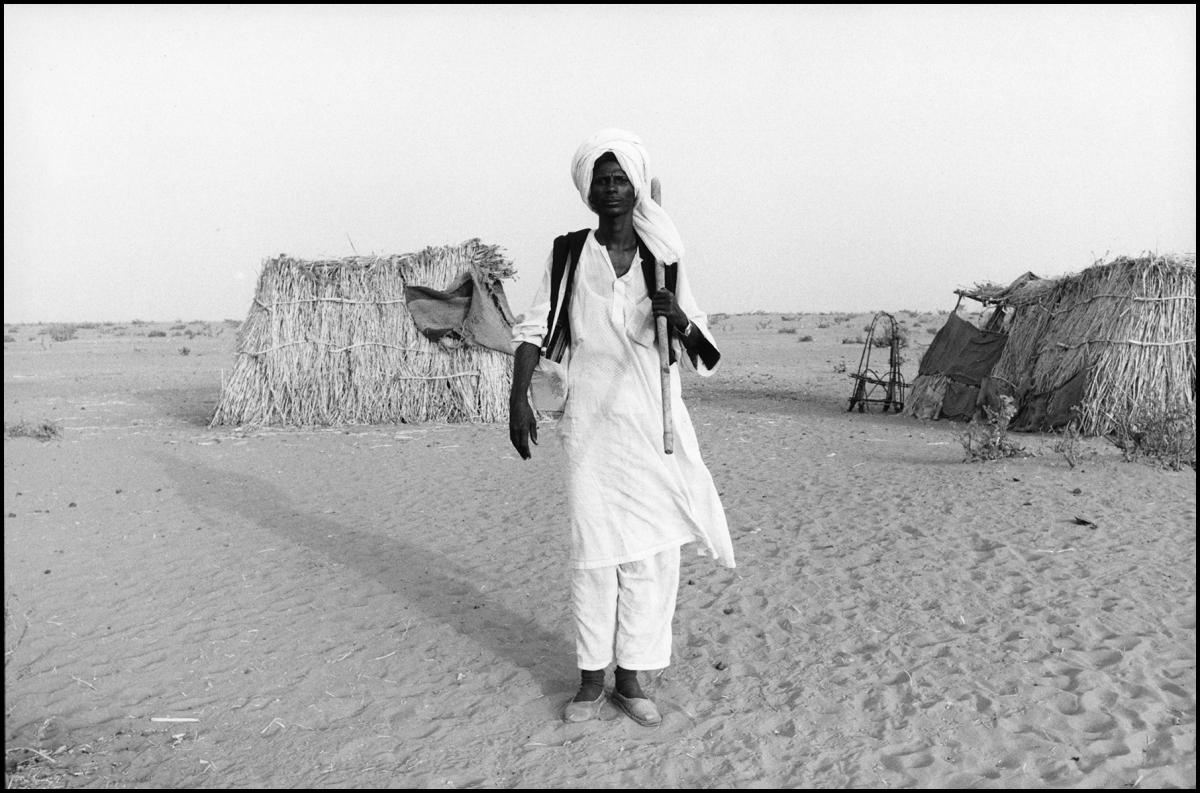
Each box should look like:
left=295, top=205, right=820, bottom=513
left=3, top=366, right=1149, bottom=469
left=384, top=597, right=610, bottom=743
left=155, top=452, right=573, bottom=694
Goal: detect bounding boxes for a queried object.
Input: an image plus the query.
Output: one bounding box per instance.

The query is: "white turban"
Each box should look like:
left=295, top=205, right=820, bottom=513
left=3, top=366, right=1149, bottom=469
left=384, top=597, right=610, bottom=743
left=570, top=128, right=685, bottom=265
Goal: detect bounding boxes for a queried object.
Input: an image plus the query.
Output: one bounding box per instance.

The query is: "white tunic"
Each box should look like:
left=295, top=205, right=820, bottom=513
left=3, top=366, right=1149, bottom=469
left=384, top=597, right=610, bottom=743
left=513, top=232, right=735, bottom=570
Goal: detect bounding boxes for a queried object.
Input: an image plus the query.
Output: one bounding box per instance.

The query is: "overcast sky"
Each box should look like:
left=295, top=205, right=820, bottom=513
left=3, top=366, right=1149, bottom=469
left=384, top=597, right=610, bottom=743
left=4, top=4, right=1195, bottom=323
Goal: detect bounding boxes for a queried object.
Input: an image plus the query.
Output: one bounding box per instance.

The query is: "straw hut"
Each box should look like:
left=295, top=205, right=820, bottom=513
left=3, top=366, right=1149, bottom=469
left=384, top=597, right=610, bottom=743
left=210, top=239, right=517, bottom=427
left=906, top=253, right=1196, bottom=436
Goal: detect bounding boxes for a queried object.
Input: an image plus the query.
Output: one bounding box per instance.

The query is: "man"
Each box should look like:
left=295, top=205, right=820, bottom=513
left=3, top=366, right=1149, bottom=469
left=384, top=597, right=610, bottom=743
left=509, top=129, right=734, bottom=727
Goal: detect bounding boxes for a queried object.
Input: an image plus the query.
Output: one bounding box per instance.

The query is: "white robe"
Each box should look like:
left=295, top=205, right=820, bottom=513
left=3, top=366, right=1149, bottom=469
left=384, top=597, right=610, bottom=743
left=513, top=231, right=735, bottom=570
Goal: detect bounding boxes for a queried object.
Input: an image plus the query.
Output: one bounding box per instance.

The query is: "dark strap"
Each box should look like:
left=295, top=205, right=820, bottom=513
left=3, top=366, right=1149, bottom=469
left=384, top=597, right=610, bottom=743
left=545, top=229, right=684, bottom=366
left=544, top=229, right=589, bottom=362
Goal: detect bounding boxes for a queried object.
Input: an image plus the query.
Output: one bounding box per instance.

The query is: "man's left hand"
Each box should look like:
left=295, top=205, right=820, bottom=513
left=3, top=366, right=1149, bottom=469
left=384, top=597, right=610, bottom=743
left=651, top=288, right=688, bottom=332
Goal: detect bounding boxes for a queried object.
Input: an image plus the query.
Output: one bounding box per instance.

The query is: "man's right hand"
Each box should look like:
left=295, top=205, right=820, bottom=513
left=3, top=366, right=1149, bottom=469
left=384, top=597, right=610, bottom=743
left=508, top=342, right=543, bottom=460
left=509, top=396, right=538, bottom=459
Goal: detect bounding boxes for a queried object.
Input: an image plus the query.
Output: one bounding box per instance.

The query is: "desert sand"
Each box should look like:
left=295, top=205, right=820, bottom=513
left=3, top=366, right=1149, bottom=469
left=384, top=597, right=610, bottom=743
left=4, top=312, right=1195, bottom=788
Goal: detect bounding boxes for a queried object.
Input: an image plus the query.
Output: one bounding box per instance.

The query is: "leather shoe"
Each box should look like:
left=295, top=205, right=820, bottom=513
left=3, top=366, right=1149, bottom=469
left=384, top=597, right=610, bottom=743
left=562, top=688, right=606, bottom=723
left=610, top=690, right=662, bottom=727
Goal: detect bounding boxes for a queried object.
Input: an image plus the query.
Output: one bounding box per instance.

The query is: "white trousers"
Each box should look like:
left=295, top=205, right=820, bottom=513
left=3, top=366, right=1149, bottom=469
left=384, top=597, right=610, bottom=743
left=571, top=544, right=681, bottom=671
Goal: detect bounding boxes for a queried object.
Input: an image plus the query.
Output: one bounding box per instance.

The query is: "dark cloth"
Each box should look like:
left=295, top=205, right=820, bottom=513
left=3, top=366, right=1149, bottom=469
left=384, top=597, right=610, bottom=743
left=919, top=312, right=1009, bottom=387
left=405, top=271, right=517, bottom=354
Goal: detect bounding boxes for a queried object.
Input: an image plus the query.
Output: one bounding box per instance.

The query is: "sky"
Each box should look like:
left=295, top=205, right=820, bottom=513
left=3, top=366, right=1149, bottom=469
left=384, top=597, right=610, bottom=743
left=4, top=3, right=1195, bottom=323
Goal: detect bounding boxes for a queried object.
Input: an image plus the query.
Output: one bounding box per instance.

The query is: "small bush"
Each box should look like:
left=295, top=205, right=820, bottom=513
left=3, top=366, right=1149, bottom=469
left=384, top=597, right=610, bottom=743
left=48, top=324, right=77, bottom=342
left=960, top=397, right=1029, bottom=461
left=147, top=330, right=167, bottom=338
left=777, top=327, right=798, bottom=334
left=179, top=346, right=191, bottom=356
left=926, top=327, right=938, bottom=334
left=798, top=334, right=814, bottom=342
left=1053, top=419, right=1083, bottom=469
left=841, top=336, right=864, bottom=345
left=6, top=419, right=62, bottom=442
left=3, top=335, right=14, bottom=343
left=1111, top=408, right=1196, bottom=471
left=871, top=325, right=909, bottom=349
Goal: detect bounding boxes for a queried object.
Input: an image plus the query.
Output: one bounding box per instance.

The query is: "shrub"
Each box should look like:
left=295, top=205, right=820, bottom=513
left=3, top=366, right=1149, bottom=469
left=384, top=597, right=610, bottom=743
left=960, top=396, right=1029, bottom=461
left=6, top=419, right=62, bottom=442
left=777, top=327, right=798, bottom=334
left=147, top=330, right=167, bottom=338
left=3, top=335, right=14, bottom=343
left=48, top=324, right=77, bottom=342
left=1053, top=419, right=1083, bottom=469
left=179, top=346, right=191, bottom=356
left=871, top=324, right=909, bottom=349
left=1110, top=408, right=1196, bottom=471
left=798, top=334, right=814, bottom=342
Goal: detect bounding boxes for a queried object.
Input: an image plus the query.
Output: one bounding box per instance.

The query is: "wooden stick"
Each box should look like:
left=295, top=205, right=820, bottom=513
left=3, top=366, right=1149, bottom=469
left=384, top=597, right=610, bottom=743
left=650, top=177, right=674, bottom=454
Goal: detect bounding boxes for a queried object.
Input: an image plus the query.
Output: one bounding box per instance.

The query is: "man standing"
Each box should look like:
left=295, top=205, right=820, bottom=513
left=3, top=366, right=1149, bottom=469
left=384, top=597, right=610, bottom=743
left=509, top=129, right=734, bottom=726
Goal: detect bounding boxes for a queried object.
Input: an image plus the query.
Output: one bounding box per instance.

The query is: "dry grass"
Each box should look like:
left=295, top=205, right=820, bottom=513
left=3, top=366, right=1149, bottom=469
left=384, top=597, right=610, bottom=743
left=4, top=420, right=62, bottom=442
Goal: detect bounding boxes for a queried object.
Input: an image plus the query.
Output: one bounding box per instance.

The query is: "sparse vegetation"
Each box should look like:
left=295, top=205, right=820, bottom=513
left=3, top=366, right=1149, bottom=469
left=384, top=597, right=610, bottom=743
left=797, top=334, right=813, bottom=342
left=5, top=419, right=63, bottom=442
left=46, top=324, right=78, bottom=342
left=960, top=396, right=1029, bottom=461
left=778, top=327, right=798, bottom=334
left=1053, top=418, right=1083, bottom=468
left=1110, top=407, right=1196, bottom=471
left=147, top=330, right=167, bottom=338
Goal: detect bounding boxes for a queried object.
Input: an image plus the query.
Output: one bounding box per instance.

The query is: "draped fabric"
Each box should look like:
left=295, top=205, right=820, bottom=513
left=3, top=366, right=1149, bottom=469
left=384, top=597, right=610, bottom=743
left=570, top=128, right=685, bottom=267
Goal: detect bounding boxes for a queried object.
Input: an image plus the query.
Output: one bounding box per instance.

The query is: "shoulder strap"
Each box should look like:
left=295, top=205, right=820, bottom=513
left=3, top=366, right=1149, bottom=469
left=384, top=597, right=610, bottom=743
left=544, top=228, right=590, bottom=361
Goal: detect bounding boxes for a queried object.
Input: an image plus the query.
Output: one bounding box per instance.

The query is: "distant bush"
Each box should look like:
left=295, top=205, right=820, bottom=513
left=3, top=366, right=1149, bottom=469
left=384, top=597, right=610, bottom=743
left=48, top=324, right=78, bottom=342
left=6, top=419, right=62, bottom=442
left=3, top=335, right=14, bottom=343
left=780, top=313, right=801, bottom=322
left=798, top=335, right=814, bottom=342
left=179, top=346, right=191, bottom=356
left=147, top=330, right=167, bottom=338
left=777, top=327, right=798, bottom=334
left=170, top=324, right=187, bottom=330
left=926, top=327, right=938, bottom=334
left=817, top=322, right=830, bottom=329
left=872, top=324, right=909, bottom=349
left=842, top=336, right=864, bottom=345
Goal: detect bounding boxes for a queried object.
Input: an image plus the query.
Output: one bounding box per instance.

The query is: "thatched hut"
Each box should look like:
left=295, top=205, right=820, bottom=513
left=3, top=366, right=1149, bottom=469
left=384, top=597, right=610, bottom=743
left=906, top=253, right=1196, bottom=436
left=210, top=239, right=517, bottom=427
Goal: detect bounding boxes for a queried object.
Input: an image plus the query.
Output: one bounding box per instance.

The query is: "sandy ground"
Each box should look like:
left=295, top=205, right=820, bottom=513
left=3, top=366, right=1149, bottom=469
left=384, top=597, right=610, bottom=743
left=4, top=313, right=1195, bottom=789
